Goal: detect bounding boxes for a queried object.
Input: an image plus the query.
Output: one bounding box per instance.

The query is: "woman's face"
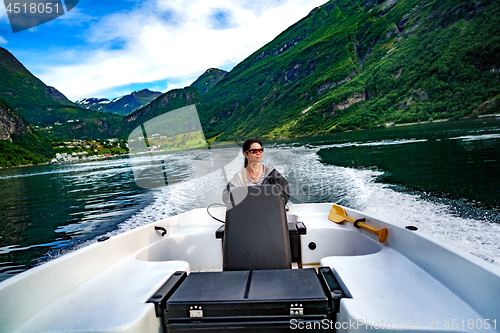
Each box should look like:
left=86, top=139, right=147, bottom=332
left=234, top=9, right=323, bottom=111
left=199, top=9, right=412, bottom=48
left=245, top=142, right=263, bottom=167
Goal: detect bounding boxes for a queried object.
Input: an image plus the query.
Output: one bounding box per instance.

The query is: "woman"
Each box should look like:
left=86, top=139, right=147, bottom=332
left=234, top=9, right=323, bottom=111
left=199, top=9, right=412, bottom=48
left=223, top=138, right=290, bottom=204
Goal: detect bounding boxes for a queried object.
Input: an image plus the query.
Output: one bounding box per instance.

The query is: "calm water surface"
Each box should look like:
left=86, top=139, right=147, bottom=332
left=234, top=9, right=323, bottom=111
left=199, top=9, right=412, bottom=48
left=0, top=158, right=152, bottom=282
left=0, top=117, right=499, bottom=282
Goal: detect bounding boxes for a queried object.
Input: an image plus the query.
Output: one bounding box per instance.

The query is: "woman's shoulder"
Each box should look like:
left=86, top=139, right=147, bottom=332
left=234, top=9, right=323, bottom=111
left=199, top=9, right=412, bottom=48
left=228, top=169, right=245, bottom=186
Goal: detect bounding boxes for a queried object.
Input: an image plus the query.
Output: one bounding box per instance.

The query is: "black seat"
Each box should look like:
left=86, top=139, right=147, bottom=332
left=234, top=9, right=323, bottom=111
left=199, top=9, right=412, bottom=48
left=223, top=185, right=291, bottom=271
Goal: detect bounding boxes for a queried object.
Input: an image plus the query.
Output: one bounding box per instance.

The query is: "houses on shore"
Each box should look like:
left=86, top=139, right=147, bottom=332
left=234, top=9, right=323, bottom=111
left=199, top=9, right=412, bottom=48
left=51, top=138, right=129, bottom=163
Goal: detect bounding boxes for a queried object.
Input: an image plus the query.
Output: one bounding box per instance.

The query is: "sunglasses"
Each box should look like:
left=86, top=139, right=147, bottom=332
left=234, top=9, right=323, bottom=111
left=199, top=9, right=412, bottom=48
left=246, top=148, right=264, bottom=154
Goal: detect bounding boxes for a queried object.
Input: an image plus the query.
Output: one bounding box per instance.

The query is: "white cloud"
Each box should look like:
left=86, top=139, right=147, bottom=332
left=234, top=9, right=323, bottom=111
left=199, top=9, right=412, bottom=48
left=39, top=0, right=327, bottom=100
left=0, top=36, right=6, bottom=45
left=56, top=7, right=95, bottom=26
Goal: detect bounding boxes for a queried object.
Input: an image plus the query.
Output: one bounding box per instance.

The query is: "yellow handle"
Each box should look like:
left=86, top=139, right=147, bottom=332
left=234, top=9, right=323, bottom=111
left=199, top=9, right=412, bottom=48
left=328, top=205, right=388, bottom=243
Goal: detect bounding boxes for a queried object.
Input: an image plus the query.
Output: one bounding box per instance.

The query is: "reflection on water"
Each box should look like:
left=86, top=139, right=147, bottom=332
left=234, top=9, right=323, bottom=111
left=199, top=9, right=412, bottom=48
left=0, top=157, right=153, bottom=282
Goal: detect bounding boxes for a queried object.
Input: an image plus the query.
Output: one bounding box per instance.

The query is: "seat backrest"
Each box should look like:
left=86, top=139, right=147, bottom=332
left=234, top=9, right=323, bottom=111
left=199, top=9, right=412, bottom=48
left=223, top=185, right=291, bottom=271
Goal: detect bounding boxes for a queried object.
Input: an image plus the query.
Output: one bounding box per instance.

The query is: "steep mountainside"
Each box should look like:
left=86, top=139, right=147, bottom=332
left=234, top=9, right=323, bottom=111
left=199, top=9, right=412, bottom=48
left=0, top=99, right=31, bottom=141
left=0, top=47, right=125, bottom=139
left=190, top=0, right=500, bottom=140
left=0, top=99, right=54, bottom=168
left=76, top=89, right=162, bottom=116
left=122, top=69, right=230, bottom=132
left=124, top=87, right=201, bottom=133
left=190, top=68, right=228, bottom=94
left=0, top=47, right=75, bottom=118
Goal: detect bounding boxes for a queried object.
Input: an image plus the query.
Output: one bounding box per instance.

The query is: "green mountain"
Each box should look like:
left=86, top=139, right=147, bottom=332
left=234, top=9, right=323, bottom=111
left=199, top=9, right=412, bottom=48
left=124, top=87, right=201, bottom=132
left=3, top=0, right=500, bottom=144
left=190, top=0, right=500, bottom=140
left=0, top=99, right=54, bottom=168
left=75, top=89, right=162, bottom=116
left=122, top=68, right=231, bottom=134
left=0, top=47, right=124, bottom=140
left=0, top=47, right=209, bottom=141
left=190, top=68, right=228, bottom=94
left=0, top=47, right=75, bottom=122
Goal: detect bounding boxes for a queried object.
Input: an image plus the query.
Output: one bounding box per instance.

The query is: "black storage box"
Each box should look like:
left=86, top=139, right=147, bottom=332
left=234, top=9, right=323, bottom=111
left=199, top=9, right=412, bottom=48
left=150, top=268, right=344, bottom=332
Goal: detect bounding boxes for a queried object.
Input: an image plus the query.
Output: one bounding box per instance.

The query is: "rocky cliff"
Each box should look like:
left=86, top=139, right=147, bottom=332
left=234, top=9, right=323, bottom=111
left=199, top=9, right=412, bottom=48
left=0, top=100, right=31, bottom=142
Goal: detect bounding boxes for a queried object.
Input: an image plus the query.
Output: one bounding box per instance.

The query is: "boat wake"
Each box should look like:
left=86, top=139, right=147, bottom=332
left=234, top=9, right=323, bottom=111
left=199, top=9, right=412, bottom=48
left=81, top=142, right=500, bottom=266
left=269, top=143, right=500, bottom=266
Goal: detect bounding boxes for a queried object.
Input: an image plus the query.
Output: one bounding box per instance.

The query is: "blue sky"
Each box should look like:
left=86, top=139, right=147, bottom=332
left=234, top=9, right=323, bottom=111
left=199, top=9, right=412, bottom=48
left=0, top=0, right=327, bottom=101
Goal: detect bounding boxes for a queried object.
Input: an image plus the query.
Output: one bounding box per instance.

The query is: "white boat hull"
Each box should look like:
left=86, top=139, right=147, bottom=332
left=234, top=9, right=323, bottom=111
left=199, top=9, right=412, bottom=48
left=0, top=203, right=499, bottom=332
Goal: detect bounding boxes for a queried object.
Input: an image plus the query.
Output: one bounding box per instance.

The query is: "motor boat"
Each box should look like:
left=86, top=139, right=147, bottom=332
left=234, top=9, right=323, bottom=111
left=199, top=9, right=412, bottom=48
left=0, top=185, right=499, bottom=332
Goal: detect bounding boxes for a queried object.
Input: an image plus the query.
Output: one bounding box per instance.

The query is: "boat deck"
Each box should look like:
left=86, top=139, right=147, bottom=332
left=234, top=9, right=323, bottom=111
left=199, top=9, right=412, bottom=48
left=15, top=259, right=189, bottom=333
left=322, top=251, right=483, bottom=331
left=0, top=203, right=499, bottom=332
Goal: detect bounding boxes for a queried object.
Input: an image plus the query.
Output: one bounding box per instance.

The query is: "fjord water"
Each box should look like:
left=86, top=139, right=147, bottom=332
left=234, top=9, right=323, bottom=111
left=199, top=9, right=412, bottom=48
left=315, top=118, right=500, bottom=213
left=0, top=117, right=499, bottom=282
left=0, top=159, right=153, bottom=282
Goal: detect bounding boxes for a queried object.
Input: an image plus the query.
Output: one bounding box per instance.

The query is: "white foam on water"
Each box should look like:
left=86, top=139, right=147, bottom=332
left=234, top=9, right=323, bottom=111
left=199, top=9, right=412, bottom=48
left=0, top=158, right=131, bottom=180
left=310, top=138, right=428, bottom=149
left=85, top=142, right=499, bottom=266
left=98, top=151, right=241, bottom=238
left=267, top=143, right=500, bottom=266
left=356, top=180, right=500, bottom=265
left=448, top=133, right=500, bottom=141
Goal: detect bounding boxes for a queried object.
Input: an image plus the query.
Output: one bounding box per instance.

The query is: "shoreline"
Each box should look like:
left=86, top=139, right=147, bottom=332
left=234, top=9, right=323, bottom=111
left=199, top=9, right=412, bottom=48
left=390, top=113, right=498, bottom=128
left=269, top=113, right=499, bottom=140
left=0, top=154, right=129, bottom=170
left=1, top=114, right=498, bottom=170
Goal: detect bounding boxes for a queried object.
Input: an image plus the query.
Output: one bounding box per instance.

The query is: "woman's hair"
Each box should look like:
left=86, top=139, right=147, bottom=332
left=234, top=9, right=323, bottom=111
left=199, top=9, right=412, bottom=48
left=242, top=138, right=262, bottom=168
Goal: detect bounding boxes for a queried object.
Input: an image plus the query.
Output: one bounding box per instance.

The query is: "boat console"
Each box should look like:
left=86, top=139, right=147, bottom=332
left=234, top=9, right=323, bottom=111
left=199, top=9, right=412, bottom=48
left=149, top=186, right=348, bottom=332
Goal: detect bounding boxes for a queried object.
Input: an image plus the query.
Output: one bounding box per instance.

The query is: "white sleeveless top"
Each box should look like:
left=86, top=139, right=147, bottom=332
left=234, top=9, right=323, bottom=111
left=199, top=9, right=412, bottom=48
left=228, top=165, right=274, bottom=187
